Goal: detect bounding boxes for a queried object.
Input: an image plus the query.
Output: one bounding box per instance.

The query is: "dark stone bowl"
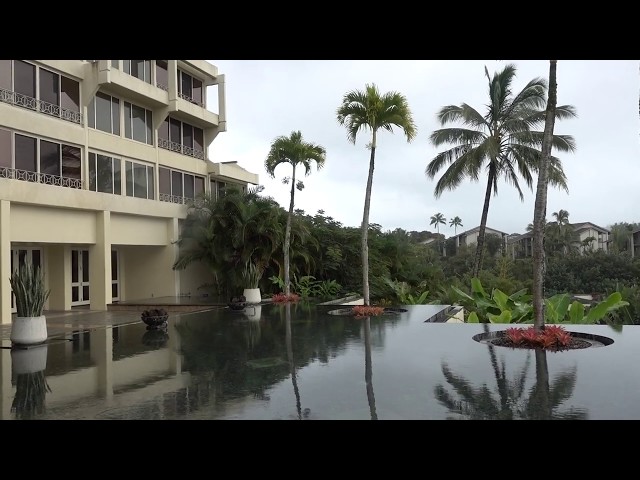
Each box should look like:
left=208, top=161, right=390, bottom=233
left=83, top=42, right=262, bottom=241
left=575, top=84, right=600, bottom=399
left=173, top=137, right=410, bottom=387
left=142, top=315, right=169, bottom=329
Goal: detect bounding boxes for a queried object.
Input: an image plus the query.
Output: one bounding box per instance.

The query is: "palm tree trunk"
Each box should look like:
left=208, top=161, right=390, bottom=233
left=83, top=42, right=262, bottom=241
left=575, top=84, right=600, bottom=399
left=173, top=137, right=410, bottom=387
left=285, top=303, right=302, bottom=419
left=533, top=60, right=558, bottom=330
left=473, top=168, right=495, bottom=277
left=284, top=166, right=296, bottom=296
left=361, top=131, right=377, bottom=306
left=364, top=317, right=378, bottom=420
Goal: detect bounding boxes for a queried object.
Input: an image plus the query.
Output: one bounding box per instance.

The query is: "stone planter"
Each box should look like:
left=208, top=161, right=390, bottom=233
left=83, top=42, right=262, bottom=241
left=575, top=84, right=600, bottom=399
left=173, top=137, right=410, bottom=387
left=11, top=315, right=48, bottom=346
left=243, top=288, right=262, bottom=304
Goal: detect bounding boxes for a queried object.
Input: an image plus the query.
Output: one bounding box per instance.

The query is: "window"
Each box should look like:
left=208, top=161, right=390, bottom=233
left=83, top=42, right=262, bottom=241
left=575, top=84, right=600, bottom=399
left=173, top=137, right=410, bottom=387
left=156, top=60, right=168, bottom=90
left=178, top=69, right=203, bottom=106
left=123, top=60, right=152, bottom=84
left=125, top=160, right=154, bottom=199
left=0, top=61, right=80, bottom=122
left=11, top=133, right=81, bottom=185
left=159, top=116, right=204, bottom=159
left=88, top=153, right=121, bottom=194
left=88, top=92, right=120, bottom=135
left=124, top=101, right=153, bottom=145
left=0, top=128, right=11, bottom=168
left=159, top=167, right=204, bottom=203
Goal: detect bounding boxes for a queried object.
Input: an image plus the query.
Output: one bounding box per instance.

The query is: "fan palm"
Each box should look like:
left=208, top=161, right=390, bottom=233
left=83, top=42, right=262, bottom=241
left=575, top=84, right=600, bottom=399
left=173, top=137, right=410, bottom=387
left=265, top=131, right=326, bottom=296
left=337, top=83, right=417, bottom=305
left=425, top=63, right=577, bottom=277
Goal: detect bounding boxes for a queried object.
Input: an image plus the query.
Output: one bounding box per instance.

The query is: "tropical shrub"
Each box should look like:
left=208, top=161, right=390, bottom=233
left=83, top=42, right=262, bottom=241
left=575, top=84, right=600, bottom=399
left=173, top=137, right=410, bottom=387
left=9, top=261, right=50, bottom=317
left=351, top=306, right=385, bottom=317
left=505, top=325, right=572, bottom=349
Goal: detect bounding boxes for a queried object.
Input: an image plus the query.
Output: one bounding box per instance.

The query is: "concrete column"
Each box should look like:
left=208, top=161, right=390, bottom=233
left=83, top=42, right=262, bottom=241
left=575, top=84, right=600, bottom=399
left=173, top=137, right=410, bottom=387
left=91, top=327, right=113, bottom=400
left=0, top=349, right=11, bottom=419
left=169, top=217, right=180, bottom=296
left=217, top=73, right=227, bottom=130
left=0, top=200, right=11, bottom=325
left=48, top=245, right=71, bottom=311
left=90, top=211, right=111, bottom=311
left=168, top=61, right=178, bottom=103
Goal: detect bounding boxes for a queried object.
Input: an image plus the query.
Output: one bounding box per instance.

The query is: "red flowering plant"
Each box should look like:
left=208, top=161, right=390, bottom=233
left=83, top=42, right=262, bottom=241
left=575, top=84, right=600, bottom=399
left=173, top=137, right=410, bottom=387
left=351, top=305, right=385, bottom=317
left=271, top=292, right=300, bottom=303
left=505, top=325, right=573, bottom=350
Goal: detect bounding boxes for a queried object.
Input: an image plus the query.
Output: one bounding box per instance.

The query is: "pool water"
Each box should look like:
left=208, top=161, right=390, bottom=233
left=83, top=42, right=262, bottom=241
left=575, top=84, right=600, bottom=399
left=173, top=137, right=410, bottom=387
left=1, top=304, right=636, bottom=420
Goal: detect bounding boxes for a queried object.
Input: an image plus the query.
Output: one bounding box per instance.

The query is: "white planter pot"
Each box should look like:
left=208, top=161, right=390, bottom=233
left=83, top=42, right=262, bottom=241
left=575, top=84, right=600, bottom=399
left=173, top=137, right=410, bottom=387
left=243, top=288, right=262, bottom=304
left=11, top=315, right=48, bottom=346
left=244, top=305, right=262, bottom=320
left=11, top=344, right=48, bottom=374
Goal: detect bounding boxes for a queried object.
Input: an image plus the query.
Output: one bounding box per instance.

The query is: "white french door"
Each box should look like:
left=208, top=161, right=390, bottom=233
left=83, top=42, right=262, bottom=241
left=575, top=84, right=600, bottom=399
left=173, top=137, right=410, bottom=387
left=71, top=249, right=90, bottom=306
left=111, top=249, right=120, bottom=302
left=11, top=247, right=43, bottom=313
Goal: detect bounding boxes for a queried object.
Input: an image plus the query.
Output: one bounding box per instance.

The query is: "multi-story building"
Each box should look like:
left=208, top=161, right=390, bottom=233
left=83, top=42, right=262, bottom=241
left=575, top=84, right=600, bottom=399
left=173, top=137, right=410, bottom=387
left=507, top=221, right=610, bottom=258
left=451, top=225, right=509, bottom=255
left=0, top=60, right=258, bottom=325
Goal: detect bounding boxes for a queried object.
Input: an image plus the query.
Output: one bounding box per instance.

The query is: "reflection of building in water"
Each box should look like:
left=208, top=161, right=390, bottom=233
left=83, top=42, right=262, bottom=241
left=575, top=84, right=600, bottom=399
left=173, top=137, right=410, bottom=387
left=0, top=318, right=195, bottom=420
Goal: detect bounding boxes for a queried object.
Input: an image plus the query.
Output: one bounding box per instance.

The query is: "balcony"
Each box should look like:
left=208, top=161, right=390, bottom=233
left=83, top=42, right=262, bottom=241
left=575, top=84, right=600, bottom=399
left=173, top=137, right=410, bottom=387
left=0, top=88, right=83, bottom=125
left=0, top=166, right=83, bottom=189
left=158, top=139, right=205, bottom=160
left=158, top=193, right=203, bottom=206
left=97, top=64, right=169, bottom=109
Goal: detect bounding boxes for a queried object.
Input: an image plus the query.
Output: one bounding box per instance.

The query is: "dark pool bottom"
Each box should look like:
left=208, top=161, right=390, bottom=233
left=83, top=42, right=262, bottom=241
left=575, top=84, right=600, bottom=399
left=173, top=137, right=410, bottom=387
left=3, top=304, right=639, bottom=420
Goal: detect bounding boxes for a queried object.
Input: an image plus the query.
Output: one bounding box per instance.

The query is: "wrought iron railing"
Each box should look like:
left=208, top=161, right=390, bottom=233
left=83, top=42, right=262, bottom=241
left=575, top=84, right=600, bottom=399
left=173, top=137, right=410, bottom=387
left=0, top=88, right=83, bottom=125
left=158, top=138, right=205, bottom=160
left=0, top=166, right=83, bottom=189
left=156, top=82, right=169, bottom=92
left=178, top=92, right=204, bottom=107
left=159, top=193, right=203, bottom=206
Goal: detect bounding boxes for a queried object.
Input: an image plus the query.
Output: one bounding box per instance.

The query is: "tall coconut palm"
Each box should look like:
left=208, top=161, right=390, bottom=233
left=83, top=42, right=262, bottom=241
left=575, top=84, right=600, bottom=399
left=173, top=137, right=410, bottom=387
left=552, top=209, right=570, bottom=227
left=265, top=131, right=326, bottom=296
left=430, top=212, right=446, bottom=235
left=532, top=61, right=559, bottom=329
left=426, top=63, right=577, bottom=278
left=449, top=216, right=463, bottom=234
left=337, top=83, right=417, bottom=305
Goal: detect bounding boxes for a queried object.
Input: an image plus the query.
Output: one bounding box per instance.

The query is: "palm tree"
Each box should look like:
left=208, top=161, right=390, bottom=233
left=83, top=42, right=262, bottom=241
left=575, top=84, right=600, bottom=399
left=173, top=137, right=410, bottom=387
left=265, top=131, right=326, bottom=296
left=430, top=212, right=446, bottom=235
left=426, top=63, right=577, bottom=278
left=449, top=216, right=463, bottom=235
left=552, top=209, right=570, bottom=226
left=337, top=83, right=417, bottom=305
left=532, top=60, right=559, bottom=330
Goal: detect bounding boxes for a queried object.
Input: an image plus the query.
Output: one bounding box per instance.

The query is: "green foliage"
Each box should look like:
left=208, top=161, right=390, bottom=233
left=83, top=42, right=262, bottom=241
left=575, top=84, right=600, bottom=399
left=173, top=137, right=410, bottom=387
left=455, top=278, right=628, bottom=325
left=383, top=278, right=431, bottom=304
left=269, top=274, right=342, bottom=300
left=9, top=261, right=51, bottom=317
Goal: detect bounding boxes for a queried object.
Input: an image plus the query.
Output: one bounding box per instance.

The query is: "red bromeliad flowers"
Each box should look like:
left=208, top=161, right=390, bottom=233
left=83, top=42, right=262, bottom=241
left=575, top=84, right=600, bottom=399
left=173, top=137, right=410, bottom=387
left=271, top=293, right=300, bottom=303
left=505, top=325, right=573, bottom=349
left=351, top=306, right=385, bottom=317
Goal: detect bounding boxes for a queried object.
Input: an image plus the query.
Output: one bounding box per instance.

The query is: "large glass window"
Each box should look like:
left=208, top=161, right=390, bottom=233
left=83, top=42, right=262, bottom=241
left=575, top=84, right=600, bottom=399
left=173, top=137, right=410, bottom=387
left=178, top=69, right=203, bottom=106
left=123, top=60, right=152, bottom=84
left=156, top=61, right=168, bottom=90
left=124, top=101, right=152, bottom=145
left=62, top=145, right=81, bottom=180
left=125, top=160, right=154, bottom=199
left=0, top=129, right=11, bottom=168
left=89, top=92, right=120, bottom=135
left=39, top=68, right=59, bottom=107
left=159, top=166, right=204, bottom=202
left=60, top=76, right=80, bottom=113
left=88, top=153, right=121, bottom=194
left=40, top=140, right=60, bottom=175
left=14, top=61, right=35, bottom=99
left=160, top=116, right=204, bottom=158
left=15, top=134, right=36, bottom=172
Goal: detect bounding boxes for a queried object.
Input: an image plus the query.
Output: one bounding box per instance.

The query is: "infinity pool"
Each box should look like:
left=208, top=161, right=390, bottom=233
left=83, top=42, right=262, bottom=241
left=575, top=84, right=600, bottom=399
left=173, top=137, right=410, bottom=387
left=1, top=303, right=636, bottom=420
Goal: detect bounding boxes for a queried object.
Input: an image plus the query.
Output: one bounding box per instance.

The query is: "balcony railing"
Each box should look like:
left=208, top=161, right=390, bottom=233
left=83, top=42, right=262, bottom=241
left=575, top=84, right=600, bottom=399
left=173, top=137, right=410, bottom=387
left=159, top=193, right=203, bottom=206
left=178, top=92, right=204, bottom=107
left=0, top=166, right=83, bottom=189
left=158, top=138, right=205, bottom=160
left=0, top=88, right=83, bottom=125
left=156, top=82, right=169, bottom=92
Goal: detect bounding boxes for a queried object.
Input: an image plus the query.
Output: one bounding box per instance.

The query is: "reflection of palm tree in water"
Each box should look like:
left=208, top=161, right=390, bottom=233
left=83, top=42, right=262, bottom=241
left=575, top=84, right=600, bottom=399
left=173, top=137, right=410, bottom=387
left=435, top=324, right=587, bottom=420
left=364, top=317, right=378, bottom=420
left=285, top=303, right=303, bottom=420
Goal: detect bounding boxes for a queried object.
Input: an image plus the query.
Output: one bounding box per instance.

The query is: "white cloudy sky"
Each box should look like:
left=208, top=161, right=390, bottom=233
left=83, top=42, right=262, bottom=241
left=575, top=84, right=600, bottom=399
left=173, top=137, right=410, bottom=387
left=205, top=60, right=639, bottom=237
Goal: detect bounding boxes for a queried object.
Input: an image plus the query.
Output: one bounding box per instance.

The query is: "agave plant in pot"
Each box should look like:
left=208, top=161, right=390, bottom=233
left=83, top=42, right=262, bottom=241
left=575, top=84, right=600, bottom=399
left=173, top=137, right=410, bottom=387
left=9, top=261, right=51, bottom=346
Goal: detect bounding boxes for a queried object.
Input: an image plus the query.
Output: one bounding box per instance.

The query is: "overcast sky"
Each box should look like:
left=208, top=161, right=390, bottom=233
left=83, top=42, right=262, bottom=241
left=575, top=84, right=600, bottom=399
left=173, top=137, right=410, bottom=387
left=206, top=60, right=639, bottom=237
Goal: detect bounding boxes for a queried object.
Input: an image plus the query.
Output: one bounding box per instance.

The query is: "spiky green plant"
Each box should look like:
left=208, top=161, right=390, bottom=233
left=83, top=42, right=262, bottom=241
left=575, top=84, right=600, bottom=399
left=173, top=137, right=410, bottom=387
left=242, top=260, right=261, bottom=289
left=9, top=261, right=50, bottom=317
